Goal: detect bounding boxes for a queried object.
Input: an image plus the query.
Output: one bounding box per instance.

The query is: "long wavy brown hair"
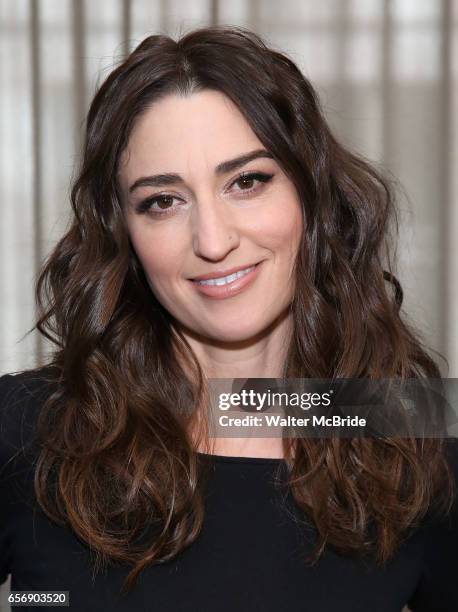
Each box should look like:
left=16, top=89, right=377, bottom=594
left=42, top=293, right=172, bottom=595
left=31, top=25, right=454, bottom=593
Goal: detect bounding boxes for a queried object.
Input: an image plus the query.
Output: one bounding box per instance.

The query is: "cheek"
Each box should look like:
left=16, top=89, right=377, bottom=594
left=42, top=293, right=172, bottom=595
left=128, top=224, right=182, bottom=286
left=255, top=196, right=303, bottom=254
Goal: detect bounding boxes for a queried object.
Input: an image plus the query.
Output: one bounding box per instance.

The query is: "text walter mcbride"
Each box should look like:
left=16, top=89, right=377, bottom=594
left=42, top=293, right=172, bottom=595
left=264, top=415, right=366, bottom=427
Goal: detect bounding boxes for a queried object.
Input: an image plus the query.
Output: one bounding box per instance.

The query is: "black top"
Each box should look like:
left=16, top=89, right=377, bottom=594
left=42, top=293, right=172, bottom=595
left=1, top=371, right=457, bottom=612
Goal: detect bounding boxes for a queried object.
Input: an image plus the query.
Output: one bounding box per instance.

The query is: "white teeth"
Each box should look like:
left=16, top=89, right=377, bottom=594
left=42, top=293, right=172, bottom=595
left=196, top=265, right=256, bottom=286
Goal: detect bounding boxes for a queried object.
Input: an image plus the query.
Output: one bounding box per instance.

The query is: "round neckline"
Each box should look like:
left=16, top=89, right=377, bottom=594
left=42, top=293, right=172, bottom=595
left=196, top=451, right=285, bottom=464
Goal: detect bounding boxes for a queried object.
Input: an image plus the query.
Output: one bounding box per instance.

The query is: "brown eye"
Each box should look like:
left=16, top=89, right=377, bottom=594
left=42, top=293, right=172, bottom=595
left=237, top=176, right=255, bottom=189
left=230, top=171, right=274, bottom=194
left=136, top=194, right=183, bottom=215
left=156, top=195, right=175, bottom=209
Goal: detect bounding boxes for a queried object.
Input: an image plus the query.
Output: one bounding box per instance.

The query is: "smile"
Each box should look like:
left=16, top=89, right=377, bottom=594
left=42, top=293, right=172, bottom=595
left=195, top=265, right=255, bottom=286
left=189, top=261, right=263, bottom=299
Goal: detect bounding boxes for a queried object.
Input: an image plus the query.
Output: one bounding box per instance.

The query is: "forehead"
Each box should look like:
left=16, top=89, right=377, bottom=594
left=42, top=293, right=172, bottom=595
left=119, top=90, right=264, bottom=180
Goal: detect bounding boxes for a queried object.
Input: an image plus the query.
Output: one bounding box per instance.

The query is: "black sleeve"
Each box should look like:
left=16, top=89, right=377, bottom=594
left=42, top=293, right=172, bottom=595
left=407, top=437, right=458, bottom=612
left=0, top=370, right=52, bottom=586
left=0, top=373, right=22, bottom=585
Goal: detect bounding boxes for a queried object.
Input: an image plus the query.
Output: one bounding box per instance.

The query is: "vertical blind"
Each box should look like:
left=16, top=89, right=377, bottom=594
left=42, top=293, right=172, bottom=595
left=1, top=0, right=457, bottom=376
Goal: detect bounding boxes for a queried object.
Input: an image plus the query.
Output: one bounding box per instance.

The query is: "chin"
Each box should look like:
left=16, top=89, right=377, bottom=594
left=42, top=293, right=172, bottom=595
left=210, top=329, right=259, bottom=344
left=201, top=318, right=271, bottom=344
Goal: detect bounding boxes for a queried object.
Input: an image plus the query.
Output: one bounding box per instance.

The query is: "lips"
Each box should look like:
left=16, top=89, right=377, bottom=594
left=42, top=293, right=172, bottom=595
left=189, top=260, right=263, bottom=299
left=190, top=262, right=261, bottom=282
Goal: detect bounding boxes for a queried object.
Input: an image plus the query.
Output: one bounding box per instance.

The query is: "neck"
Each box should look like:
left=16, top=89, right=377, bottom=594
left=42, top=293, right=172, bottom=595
left=173, top=310, right=293, bottom=458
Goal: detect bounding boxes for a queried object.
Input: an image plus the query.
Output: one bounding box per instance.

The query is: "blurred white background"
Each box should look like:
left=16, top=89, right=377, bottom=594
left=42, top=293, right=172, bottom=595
left=1, top=0, right=457, bottom=379
left=1, top=2, right=458, bottom=608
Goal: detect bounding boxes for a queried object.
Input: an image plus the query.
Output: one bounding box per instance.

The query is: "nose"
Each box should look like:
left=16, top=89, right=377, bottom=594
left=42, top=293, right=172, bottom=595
left=191, top=195, right=240, bottom=261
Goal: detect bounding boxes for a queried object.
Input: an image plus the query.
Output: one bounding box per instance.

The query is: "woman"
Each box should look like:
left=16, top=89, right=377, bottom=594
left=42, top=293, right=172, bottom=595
left=1, top=25, right=457, bottom=611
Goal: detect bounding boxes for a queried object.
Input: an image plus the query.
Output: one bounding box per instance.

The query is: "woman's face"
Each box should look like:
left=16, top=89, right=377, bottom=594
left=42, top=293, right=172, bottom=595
left=120, top=90, right=303, bottom=343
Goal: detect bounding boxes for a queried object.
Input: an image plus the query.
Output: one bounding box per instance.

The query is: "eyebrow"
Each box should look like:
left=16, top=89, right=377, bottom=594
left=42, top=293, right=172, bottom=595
left=128, top=148, right=274, bottom=194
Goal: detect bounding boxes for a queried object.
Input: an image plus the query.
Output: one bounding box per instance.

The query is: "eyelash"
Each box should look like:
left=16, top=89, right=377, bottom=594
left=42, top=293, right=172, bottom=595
left=135, top=171, right=274, bottom=217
